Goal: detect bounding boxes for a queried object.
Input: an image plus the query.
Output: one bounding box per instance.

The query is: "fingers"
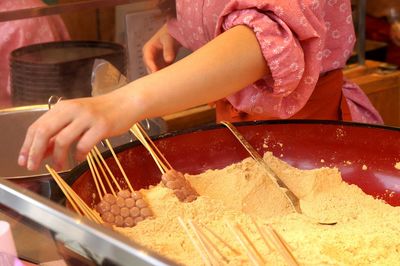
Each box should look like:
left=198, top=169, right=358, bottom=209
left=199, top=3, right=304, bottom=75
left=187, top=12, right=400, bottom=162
left=18, top=109, right=73, bottom=170
left=27, top=128, right=53, bottom=171
left=161, top=35, right=176, bottom=64
left=18, top=127, right=35, bottom=167
left=143, top=24, right=178, bottom=73
left=51, top=117, right=91, bottom=170
left=143, top=44, right=159, bottom=73
left=18, top=94, right=132, bottom=171
left=75, top=121, right=109, bottom=162
left=143, top=41, right=176, bottom=74
left=20, top=114, right=104, bottom=171
left=18, top=118, right=50, bottom=168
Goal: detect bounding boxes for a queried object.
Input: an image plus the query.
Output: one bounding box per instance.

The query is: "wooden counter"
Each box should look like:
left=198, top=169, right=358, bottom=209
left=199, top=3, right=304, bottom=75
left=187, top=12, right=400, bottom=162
left=344, top=61, right=400, bottom=127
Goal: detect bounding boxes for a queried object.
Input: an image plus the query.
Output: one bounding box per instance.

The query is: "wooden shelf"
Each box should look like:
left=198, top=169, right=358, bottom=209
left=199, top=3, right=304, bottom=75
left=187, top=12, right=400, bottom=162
left=344, top=61, right=400, bottom=127
left=0, top=0, right=138, bottom=22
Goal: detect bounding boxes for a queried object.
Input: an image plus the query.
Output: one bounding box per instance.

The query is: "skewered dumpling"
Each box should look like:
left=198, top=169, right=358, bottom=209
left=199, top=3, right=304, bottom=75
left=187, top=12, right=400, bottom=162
left=96, top=190, right=153, bottom=227
left=161, top=169, right=198, bottom=202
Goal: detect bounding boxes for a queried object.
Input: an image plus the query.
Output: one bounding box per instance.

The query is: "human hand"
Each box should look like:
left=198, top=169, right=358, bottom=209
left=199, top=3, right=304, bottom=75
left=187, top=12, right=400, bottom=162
left=142, top=23, right=180, bottom=73
left=390, top=21, right=400, bottom=46
left=18, top=92, right=140, bottom=171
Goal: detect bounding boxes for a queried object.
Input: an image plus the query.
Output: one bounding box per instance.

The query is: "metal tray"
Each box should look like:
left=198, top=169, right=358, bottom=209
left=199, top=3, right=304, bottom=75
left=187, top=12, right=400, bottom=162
left=0, top=179, right=175, bottom=266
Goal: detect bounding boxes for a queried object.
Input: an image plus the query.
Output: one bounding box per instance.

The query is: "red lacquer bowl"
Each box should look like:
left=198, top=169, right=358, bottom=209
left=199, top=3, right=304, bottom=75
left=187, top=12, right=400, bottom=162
left=68, top=120, right=400, bottom=207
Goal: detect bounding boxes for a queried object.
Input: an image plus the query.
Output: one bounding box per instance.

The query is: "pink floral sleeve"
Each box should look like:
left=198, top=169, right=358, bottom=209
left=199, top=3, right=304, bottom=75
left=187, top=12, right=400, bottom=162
left=223, top=9, right=305, bottom=98
left=217, top=3, right=325, bottom=118
left=167, top=0, right=383, bottom=124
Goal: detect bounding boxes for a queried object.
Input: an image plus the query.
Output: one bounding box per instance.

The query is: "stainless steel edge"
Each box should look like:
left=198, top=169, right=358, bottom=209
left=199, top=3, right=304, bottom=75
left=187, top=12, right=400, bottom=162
left=0, top=179, right=174, bottom=266
left=0, top=104, right=48, bottom=114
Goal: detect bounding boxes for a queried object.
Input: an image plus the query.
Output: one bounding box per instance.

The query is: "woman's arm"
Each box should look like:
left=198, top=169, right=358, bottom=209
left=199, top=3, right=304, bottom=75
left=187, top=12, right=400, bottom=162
left=129, top=25, right=269, bottom=121
left=19, top=25, right=269, bottom=170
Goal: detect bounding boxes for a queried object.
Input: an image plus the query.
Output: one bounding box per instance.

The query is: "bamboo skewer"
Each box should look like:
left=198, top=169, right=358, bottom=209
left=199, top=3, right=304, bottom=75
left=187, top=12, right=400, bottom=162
left=87, top=139, right=136, bottom=201
left=87, top=154, right=104, bottom=200
left=87, top=153, right=108, bottom=196
left=187, top=221, right=220, bottom=266
left=133, top=126, right=165, bottom=173
left=46, top=165, right=102, bottom=224
left=200, top=222, right=241, bottom=256
left=274, top=228, right=294, bottom=253
left=89, top=142, right=136, bottom=198
left=104, top=139, right=134, bottom=193
left=48, top=147, right=129, bottom=224
left=88, top=154, right=112, bottom=201
left=47, top=165, right=81, bottom=215
left=130, top=123, right=171, bottom=174
left=236, top=224, right=264, bottom=263
left=136, top=123, right=172, bottom=170
left=131, top=123, right=200, bottom=203
left=178, top=217, right=211, bottom=266
left=48, top=166, right=97, bottom=221
left=90, top=149, right=117, bottom=196
left=251, top=217, right=273, bottom=252
left=189, top=220, right=230, bottom=264
left=93, top=146, right=122, bottom=192
left=179, top=216, right=299, bottom=266
left=71, top=189, right=102, bottom=223
left=226, top=221, right=264, bottom=266
left=262, top=225, right=299, bottom=266
left=244, top=218, right=299, bottom=266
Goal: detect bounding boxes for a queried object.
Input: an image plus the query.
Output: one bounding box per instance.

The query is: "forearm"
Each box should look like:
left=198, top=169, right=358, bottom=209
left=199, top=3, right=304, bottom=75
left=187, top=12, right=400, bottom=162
left=17, top=26, right=267, bottom=170
left=118, top=25, right=269, bottom=121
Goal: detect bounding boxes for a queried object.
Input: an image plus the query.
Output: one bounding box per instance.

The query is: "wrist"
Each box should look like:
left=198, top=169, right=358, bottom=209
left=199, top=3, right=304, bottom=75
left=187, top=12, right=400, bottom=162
left=111, top=81, right=149, bottom=124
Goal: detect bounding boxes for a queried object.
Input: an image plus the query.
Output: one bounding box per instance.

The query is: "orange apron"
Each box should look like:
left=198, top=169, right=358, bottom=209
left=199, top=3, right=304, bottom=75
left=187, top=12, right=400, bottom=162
left=215, top=69, right=352, bottom=122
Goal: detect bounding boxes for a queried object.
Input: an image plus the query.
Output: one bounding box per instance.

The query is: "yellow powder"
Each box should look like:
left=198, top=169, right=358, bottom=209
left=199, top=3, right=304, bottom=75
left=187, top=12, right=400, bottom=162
left=116, top=152, right=400, bottom=265
left=187, top=156, right=294, bottom=218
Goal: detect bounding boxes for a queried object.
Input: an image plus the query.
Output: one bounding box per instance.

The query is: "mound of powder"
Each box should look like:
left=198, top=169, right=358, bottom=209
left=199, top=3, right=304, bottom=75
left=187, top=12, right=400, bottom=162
left=115, top=153, right=400, bottom=265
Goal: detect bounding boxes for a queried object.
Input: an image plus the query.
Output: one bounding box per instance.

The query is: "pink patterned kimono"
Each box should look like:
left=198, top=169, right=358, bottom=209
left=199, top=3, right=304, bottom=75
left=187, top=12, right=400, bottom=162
left=167, top=0, right=383, bottom=124
left=0, top=0, right=70, bottom=108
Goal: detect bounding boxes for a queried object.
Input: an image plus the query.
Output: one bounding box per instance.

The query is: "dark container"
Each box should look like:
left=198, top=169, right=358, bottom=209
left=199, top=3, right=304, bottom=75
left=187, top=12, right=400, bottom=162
left=10, top=41, right=126, bottom=106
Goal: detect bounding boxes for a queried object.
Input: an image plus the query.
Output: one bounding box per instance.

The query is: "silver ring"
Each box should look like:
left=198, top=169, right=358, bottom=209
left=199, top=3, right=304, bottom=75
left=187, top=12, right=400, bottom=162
left=100, top=140, right=107, bottom=148
left=48, top=95, right=63, bottom=110
left=142, top=119, right=151, bottom=131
